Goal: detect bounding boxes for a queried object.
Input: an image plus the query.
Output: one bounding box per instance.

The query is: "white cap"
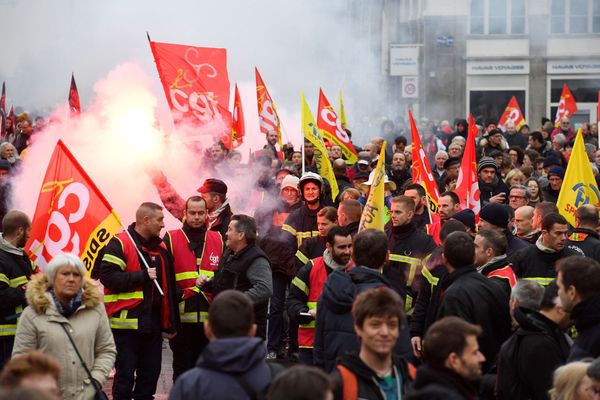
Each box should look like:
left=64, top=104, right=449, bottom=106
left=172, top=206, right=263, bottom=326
left=280, top=175, right=300, bottom=192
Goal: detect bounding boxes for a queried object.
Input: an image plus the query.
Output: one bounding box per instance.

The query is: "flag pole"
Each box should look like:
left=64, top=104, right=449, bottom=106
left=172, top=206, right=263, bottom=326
left=302, top=134, right=306, bottom=175
left=122, top=226, right=164, bottom=296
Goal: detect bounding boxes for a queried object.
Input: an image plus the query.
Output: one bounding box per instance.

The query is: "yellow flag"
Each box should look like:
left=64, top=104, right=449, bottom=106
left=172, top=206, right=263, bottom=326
left=557, top=129, right=600, bottom=226
left=301, top=92, right=339, bottom=202
left=358, top=142, right=387, bottom=232
left=338, top=90, right=347, bottom=130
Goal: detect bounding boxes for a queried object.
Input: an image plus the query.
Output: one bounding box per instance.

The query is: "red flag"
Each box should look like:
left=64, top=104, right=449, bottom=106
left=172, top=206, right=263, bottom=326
left=497, top=96, right=525, bottom=131
left=316, top=89, right=358, bottom=163
left=554, top=84, right=578, bottom=124
left=68, top=74, right=81, bottom=115
left=455, top=113, right=481, bottom=217
left=255, top=67, right=283, bottom=148
left=148, top=39, right=231, bottom=126
left=26, top=140, right=123, bottom=274
left=409, top=111, right=440, bottom=222
left=0, top=82, right=5, bottom=139
left=7, top=106, right=14, bottom=131
left=222, top=84, right=245, bottom=150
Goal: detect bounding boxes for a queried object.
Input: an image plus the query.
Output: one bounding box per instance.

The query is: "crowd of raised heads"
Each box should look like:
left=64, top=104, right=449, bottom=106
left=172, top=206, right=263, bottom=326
left=0, top=109, right=600, bottom=400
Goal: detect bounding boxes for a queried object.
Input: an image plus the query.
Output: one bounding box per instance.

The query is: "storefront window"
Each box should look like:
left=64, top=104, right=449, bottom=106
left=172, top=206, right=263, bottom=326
left=550, top=78, right=600, bottom=103
left=469, top=0, right=527, bottom=34
left=469, top=90, right=526, bottom=123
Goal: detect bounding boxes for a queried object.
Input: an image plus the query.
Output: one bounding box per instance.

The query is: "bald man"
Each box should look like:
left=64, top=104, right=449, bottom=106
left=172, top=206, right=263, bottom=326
left=99, top=202, right=179, bottom=400
left=338, top=200, right=362, bottom=237
left=514, top=205, right=539, bottom=245
left=566, top=205, right=600, bottom=260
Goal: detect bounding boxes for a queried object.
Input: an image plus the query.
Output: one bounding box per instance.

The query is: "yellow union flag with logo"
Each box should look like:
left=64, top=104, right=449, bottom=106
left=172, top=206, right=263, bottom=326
left=358, top=142, right=387, bottom=232
left=301, top=92, right=339, bottom=202
left=557, top=129, right=600, bottom=226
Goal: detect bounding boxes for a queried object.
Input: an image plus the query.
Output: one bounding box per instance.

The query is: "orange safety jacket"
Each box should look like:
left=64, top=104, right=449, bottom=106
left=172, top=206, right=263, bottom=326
left=166, top=228, right=223, bottom=324
left=297, top=257, right=328, bottom=349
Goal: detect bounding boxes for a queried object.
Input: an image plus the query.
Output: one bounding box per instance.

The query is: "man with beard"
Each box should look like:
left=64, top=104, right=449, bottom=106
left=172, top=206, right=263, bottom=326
left=512, top=213, right=583, bottom=286
left=0, top=143, right=20, bottom=170
left=164, top=196, right=224, bottom=381
left=385, top=196, right=436, bottom=315
left=288, top=227, right=353, bottom=365
left=478, top=157, right=509, bottom=206
left=0, top=211, right=37, bottom=367
left=410, top=317, right=486, bottom=399
left=197, top=179, right=233, bottom=238
left=255, top=175, right=302, bottom=360
left=99, top=202, right=179, bottom=400
left=557, top=256, right=600, bottom=361
left=403, top=184, right=430, bottom=231
left=264, top=129, right=282, bottom=161
left=388, top=152, right=411, bottom=196
left=542, top=167, right=564, bottom=203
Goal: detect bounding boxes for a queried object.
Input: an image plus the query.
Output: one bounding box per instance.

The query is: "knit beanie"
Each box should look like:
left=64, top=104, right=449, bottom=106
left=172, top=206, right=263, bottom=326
left=478, top=157, right=497, bottom=173
left=479, top=203, right=509, bottom=229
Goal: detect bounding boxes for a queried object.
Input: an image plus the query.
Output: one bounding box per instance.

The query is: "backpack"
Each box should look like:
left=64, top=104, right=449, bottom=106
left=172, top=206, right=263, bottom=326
left=233, top=361, right=283, bottom=400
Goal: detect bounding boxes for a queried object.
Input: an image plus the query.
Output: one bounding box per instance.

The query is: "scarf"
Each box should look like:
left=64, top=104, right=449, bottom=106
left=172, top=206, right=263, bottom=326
left=536, top=235, right=557, bottom=253
left=0, top=233, right=23, bottom=256
left=208, top=199, right=230, bottom=229
left=50, top=288, right=83, bottom=318
left=323, top=248, right=349, bottom=271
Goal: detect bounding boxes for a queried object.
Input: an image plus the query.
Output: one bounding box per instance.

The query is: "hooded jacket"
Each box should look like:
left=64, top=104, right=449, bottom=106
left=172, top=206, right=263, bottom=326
left=313, top=266, right=412, bottom=372
left=437, top=266, right=512, bottom=373
left=496, top=307, right=571, bottom=400
left=168, top=337, right=274, bottom=400
left=568, top=294, right=600, bottom=361
left=13, top=274, right=116, bottom=400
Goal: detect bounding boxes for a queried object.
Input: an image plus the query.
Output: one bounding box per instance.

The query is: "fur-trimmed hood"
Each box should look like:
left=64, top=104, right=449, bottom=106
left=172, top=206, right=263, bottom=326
left=26, top=273, right=102, bottom=314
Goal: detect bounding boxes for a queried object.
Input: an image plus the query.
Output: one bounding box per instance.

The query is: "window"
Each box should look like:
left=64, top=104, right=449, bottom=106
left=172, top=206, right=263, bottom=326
left=549, top=78, right=600, bottom=124
left=469, top=0, right=527, bottom=34
left=470, top=90, right=526, bottom=122
left=550, top=0, right=600, bottom=33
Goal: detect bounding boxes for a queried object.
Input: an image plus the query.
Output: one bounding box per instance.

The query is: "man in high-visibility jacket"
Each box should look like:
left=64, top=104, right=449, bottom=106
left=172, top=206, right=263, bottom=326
left=99, top=202, right=179, bottom=400
left=0, top=210, right=37, bottom=367
left=164, top=196, right=223, bottom=381
left=287, top=226, right=353, bottom=365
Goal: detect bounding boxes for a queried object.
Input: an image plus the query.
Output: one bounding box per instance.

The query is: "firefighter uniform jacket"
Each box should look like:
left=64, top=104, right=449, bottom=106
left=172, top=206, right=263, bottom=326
left=99, top=225, right=179, bottom=334
left=164, top=225, right=223, bottom=324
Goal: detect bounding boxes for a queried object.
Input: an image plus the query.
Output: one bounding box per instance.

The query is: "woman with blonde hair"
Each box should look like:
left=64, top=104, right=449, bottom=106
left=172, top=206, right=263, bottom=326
left=13, top=253, right=116, bottom=400
left=505, top=168, right=527, bottom=187
left=549, top=361, right=593, bottom=400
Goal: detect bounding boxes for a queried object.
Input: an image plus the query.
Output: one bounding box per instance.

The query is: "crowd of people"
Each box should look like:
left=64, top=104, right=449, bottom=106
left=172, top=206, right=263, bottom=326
left=0, top=110, right=599, bottom=400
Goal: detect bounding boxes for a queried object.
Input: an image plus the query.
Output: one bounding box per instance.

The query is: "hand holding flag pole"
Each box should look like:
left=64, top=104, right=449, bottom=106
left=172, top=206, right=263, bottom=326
left=122, top=227, right=164, bottom=296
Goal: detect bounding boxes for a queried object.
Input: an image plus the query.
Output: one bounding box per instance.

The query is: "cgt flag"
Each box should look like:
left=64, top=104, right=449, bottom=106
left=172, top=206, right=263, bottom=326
left=358, top=142, right=387, bottom=232
left=455, top=113, right=481, bottom=217
left=26, top=140, right=123, bottom=274
left=223, top=84, right=245, bottom=150
left=317, top=89, right=358, bottom=163
left=68, top=74, right=81, bottom=115
left=255, top=67, right=283, bottom=149
left=498, top=96, right=525, bottom=131
left=148, top=38, right=231, bottom=126
left=557, top=130, right=600, bottom=226
left=409, top=111, right=440, bottom=222
left=554, top=84, right=578, bottom=124
left=301, top=92, right=339, bottom=202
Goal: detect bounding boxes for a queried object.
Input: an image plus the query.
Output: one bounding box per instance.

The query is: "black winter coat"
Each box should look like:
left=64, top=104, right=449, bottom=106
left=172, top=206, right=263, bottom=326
left=565, top=228, right=600, bottom=261
left=569, top=294, right=600, bottom=361
left=0, top=248, right=36, bottom=324
left=332, top=354, right=413, bottom=400
left=313, top=266, right=413, bottom=372
left=385, top=223, right=437, bottom=307
left=512, top=245, right=582, bottom=284
left=407, top=365, right=478, bottom=400
left=496, top=307, right=571, bottom=400
left=437, top=266, right=512, bottom=373
left=479, top=178, right=509, bottom=207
